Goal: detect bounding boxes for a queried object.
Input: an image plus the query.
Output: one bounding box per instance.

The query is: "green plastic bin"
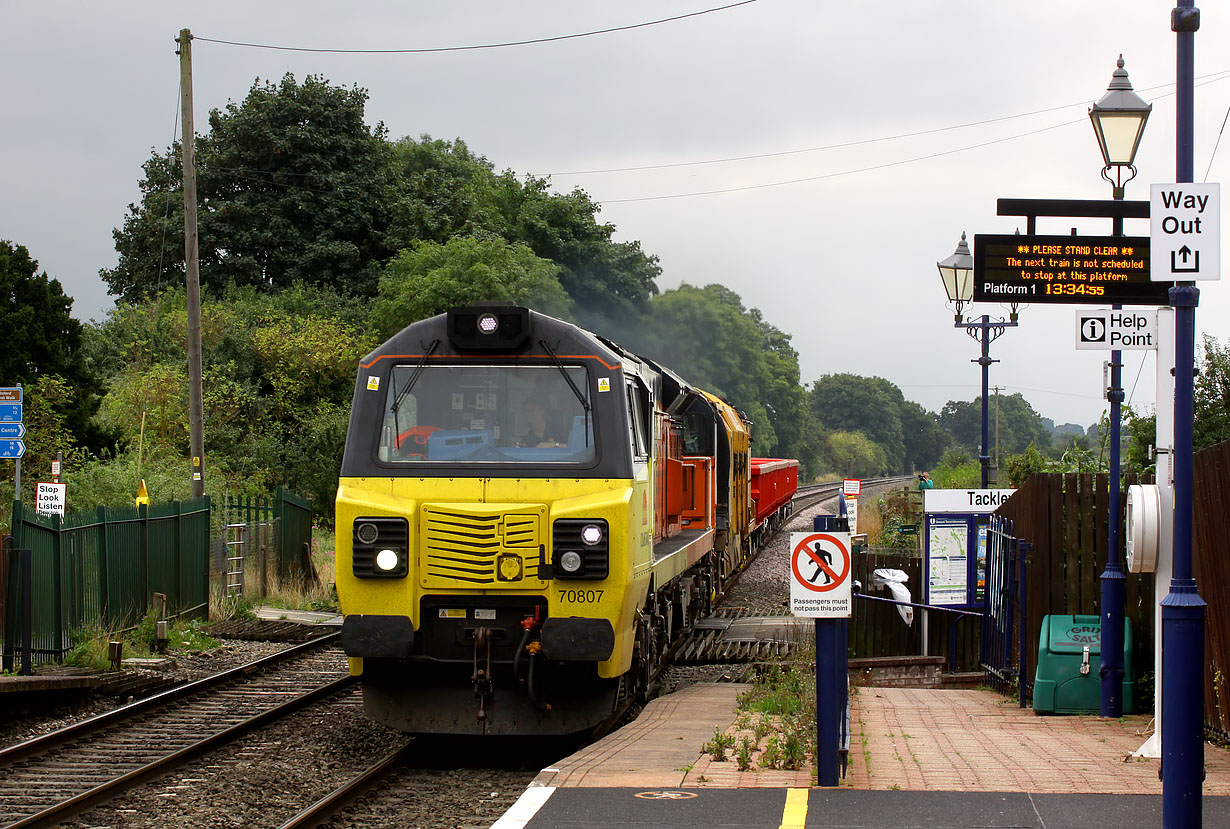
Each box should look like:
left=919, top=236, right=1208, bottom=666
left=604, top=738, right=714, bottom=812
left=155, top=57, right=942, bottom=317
left=1032, top=614, right=1135, bottom=715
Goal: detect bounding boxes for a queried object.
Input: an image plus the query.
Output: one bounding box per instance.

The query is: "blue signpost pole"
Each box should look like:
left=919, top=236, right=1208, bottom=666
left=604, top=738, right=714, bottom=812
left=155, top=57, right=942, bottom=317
left=1099, top=333, right=1126, bottom=718
left=1161, top=3, right=1205, bottom=825
left=815, top=618, right=839, bottom=786
left=952, top=315, right=1015, bottom=489
left=978, top=315, right=992, bottom=489
left=1099, top=181, right=1127, bottom=715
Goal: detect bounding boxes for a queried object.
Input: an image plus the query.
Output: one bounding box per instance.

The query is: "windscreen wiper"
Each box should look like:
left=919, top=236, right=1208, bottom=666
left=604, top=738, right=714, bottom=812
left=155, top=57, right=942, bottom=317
left=390, top=339, right=440, bottom=441
left=538, top=339, right=591, bottom=414
left=538, top=338, right=592, bottom=446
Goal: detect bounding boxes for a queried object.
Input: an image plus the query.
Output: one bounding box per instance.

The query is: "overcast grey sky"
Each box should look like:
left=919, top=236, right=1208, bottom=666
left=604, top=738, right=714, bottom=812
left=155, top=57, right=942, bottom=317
left=3, top=1, right=1228, bottom=429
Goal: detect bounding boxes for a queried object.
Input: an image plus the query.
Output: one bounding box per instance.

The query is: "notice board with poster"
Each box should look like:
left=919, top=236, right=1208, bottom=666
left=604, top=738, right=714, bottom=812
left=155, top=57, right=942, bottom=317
left=922, top=488, right=1015, bottom=608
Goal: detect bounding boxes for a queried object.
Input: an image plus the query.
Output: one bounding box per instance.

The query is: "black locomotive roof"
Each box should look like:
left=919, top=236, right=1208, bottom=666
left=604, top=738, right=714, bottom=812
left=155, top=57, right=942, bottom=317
left=360, top=307, right=621, bottom=369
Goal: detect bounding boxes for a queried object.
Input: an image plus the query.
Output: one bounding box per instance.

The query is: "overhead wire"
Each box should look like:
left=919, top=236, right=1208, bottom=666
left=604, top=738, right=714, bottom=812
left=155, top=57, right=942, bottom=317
left=597, top=72, right=1230, bottom=204
left=1126, top=353, right=1149, bottom=409
left=193, top=1, right=759, bottom=54
left=601, top=117, right=1083, bottom=203
left=1203, top=99, right=1230, bottom=182
left=155, top=92, right=182, bottom=297
left=552, top=72, right=1230, bottom=177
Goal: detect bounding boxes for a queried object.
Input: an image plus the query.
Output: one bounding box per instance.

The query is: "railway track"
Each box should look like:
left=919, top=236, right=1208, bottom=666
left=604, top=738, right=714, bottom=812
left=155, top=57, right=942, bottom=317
left=276, top=741, right=537, bottom=829
left=0, top=634, right=352, bottom=828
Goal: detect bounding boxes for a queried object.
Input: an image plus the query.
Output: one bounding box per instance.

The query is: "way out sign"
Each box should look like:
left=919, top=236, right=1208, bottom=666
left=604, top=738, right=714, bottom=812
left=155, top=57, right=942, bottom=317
left=1151, top=183, right=1220, bottom=281
left=789, top=532, right=852, bottom=618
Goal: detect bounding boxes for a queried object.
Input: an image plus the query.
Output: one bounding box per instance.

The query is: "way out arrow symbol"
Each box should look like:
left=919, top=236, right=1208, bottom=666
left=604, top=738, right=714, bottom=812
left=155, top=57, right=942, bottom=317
left=1178, top=245, right=1193, bottom=263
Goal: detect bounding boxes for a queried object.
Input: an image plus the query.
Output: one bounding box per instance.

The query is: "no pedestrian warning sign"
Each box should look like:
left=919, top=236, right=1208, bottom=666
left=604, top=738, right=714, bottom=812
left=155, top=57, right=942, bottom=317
left=789, top=532, right=852, bottom=618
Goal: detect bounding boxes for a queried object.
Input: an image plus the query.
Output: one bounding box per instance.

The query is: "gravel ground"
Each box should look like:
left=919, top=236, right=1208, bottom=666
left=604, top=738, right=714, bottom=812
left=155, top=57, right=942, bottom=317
left=61, top=690, right=549, bottom=829
left=61, top=689, right=408, bottom=829
left=0, top=639, right=298, bottom=750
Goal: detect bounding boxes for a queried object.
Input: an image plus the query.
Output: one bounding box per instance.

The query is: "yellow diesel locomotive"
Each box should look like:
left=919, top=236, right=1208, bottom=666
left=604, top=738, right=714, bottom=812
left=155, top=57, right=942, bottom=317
left=335, top=304, right=794, bottom=736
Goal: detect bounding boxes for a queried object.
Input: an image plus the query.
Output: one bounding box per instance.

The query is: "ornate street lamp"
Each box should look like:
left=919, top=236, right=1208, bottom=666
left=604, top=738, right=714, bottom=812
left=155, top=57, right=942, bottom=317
left=937, top=232, right=1017, bottom=488
left=1089, top=55, right=1152, bottom=200
left=937, top=232, right=974, bottom=322
left=1091, top=55, right=1150, bottom=721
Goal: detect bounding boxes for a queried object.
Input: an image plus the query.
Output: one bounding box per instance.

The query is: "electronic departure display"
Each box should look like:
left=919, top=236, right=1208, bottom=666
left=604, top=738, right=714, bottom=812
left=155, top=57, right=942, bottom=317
left=974, top=234, right=1171, bottom=305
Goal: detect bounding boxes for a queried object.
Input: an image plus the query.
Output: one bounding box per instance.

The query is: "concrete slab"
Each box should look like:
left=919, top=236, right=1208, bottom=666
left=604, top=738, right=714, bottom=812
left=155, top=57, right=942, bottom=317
left=534, top=684, right=747, bottom=789
left=121, top=657, right=175, bottom=671
left=721, top=617, right=811, bottom=642
left=253, top=606, right=342, bottom=626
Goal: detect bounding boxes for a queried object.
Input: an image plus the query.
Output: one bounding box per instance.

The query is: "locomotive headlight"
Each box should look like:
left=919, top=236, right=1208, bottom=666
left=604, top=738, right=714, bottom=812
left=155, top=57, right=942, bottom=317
left=478, top=313, right=499, bottom=334
left=375, top=549, right=401, bottom=572
left=353, top=517, right=408, bottom=579
left=356, top=522, right=380, bottom=544
left=552, top=518, right=607, bottom=580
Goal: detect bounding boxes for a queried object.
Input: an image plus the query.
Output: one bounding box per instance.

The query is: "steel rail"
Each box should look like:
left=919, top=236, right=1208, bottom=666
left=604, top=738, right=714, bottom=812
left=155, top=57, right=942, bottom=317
left=4, top=675, right=357, bottom=829
left=0, top=630, right=341, bottom=765
left=276, top=743, right=415, bottom=829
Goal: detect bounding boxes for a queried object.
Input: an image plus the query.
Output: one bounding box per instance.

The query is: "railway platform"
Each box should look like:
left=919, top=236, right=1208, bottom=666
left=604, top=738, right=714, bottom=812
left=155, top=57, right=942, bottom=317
left=496, top=683, right=1230, bottom=828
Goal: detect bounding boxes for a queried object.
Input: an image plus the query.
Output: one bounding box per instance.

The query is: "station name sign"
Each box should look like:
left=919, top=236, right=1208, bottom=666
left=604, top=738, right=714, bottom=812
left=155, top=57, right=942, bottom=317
left=974, top=234, right=1171, bottom=305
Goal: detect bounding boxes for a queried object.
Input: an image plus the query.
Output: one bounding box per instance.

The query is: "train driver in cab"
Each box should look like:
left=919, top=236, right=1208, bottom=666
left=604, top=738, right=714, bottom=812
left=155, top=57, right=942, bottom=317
left=517, top=398, right=565, bottom=448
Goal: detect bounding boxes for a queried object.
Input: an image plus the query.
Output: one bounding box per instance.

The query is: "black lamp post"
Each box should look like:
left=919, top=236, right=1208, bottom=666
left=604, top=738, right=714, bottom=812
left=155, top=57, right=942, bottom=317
left=1089, top=55, right=1151, bottom=720
left=937, top=232, right=1018, bottom=489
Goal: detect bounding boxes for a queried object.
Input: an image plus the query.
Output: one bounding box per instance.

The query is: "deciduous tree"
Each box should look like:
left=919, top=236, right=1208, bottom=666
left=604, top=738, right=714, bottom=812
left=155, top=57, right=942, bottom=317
left=0, top=240, right=105, bottom=450
left=372, top=236, right=570, bottom=336
left=103, top=74, right=396, bottom=300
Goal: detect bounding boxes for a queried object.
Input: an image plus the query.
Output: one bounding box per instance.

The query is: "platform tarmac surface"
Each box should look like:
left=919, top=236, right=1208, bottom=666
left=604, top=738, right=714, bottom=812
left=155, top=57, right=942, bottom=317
left=495, top=684, right=1230, bottom=828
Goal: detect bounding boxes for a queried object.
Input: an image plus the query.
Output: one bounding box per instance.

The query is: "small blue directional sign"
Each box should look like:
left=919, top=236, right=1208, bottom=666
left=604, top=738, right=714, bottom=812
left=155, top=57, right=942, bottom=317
left=0, top=422, right=24, bottom=439
left=0, top=439, right=25, bottom=459
left=0, top=403, right=21, bottom=422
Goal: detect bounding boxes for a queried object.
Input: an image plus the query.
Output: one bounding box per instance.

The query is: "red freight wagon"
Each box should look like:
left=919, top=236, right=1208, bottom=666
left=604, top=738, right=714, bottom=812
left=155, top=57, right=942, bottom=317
left=750, top=457, right=799, bottom=532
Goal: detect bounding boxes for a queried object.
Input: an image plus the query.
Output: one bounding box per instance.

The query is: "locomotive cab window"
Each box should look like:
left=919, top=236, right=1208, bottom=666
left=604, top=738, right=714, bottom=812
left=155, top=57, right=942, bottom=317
left=379, top=364, right=596, bottom=465
left=625, top=378, right=651, bottom=460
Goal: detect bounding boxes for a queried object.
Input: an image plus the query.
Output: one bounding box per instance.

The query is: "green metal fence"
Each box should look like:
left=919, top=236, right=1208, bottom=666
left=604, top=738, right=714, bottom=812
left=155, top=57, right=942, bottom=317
left=214, top=487, right=314, bottom=596
left=2, top=497, right=210, bottom=667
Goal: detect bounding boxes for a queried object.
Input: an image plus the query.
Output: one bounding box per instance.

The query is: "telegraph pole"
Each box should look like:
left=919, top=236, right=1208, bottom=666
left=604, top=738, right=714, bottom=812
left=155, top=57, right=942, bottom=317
left=177, top=28, right=205, bottom=499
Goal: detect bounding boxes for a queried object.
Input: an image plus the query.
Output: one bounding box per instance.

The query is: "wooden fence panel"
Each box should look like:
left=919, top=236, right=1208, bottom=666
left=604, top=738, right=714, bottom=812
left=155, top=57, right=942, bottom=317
left=1194, top=440, right=1230, bottom=739
left=851, top=550, right=923, bottom=659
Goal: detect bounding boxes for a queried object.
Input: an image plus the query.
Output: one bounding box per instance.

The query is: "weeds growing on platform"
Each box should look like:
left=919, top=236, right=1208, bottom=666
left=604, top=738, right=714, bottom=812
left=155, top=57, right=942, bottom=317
left=701, top=651, right=818, bottom=773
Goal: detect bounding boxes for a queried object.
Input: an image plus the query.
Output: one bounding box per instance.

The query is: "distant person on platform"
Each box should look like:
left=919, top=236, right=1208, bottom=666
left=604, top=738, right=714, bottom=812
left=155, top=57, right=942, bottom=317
left=918, top=472, right=935, bottom=490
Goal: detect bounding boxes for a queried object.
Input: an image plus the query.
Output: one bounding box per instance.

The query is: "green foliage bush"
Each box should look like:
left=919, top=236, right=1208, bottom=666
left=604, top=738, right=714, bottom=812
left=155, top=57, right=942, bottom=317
left=931, top=449, right=980, bottom=489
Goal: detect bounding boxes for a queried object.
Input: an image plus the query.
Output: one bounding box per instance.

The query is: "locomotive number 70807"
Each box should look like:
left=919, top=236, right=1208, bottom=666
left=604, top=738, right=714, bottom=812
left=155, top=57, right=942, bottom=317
left=558, top=589, right=604, bottom=603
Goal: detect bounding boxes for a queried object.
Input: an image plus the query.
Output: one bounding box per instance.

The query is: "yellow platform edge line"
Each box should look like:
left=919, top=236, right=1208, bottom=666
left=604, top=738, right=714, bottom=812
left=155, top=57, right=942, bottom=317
left=780, top=787, right=809, bottom=829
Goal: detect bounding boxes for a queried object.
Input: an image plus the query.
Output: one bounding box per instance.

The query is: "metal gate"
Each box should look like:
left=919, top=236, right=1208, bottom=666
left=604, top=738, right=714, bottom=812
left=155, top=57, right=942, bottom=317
left=980, top=513, right=1030, bottom=706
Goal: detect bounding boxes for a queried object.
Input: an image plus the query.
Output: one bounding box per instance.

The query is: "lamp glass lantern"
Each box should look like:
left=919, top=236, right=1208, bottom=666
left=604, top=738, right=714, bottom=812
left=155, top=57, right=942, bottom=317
left=937, top=231, right=974, bottom=318
left=1089, top=56, right=1151, bottom=176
